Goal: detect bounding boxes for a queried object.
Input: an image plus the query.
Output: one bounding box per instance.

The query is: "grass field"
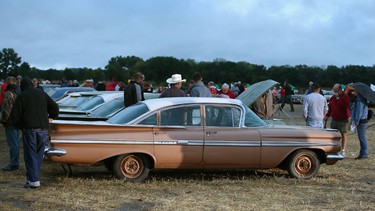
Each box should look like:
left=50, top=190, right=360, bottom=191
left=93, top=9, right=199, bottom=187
left=0, top=104, right=374, bottom=210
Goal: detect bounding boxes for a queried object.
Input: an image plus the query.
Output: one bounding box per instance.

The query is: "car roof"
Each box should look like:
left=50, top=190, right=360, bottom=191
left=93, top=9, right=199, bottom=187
left=54, top=87, right=95, bottom=91
left=141, top=97, right=244, bottom=111
left=65, top=91, right=122, bottom=97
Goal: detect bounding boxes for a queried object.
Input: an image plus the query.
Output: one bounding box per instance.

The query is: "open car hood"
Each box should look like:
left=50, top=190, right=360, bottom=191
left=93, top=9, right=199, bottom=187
left=236, top=79, right=279, bottom=106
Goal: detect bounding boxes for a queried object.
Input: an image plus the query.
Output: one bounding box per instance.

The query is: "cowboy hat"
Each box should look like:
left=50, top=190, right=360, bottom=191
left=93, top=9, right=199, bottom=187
left=166, top=74, right=186, bottom=84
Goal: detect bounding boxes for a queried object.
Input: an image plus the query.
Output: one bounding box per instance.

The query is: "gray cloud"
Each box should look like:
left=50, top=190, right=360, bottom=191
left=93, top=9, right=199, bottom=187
left=0, top=0, right=374, bottom=69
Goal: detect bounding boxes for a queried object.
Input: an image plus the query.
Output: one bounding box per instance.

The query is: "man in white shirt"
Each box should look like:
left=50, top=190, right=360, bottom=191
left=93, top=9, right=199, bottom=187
left=303, top=84, right=328, bottom=128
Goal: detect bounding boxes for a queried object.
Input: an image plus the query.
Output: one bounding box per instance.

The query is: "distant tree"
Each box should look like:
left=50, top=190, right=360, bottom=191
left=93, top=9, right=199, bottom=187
left=105, top=56, right=144, bottom=82
left=0, top=48, right=22, bottom=79
left=18, top=62, right=31, bottom=76
left=144, top=56, right=185, bottom=84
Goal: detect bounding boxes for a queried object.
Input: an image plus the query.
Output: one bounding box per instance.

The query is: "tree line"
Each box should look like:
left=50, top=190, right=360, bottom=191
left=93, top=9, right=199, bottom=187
left=1, top=48, right=374, bottom=89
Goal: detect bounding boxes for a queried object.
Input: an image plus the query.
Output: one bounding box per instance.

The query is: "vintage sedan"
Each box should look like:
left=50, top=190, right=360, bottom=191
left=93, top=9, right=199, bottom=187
left=46, top=97, right=343, bottom=181
left=56, top=93, right=160, bottom=120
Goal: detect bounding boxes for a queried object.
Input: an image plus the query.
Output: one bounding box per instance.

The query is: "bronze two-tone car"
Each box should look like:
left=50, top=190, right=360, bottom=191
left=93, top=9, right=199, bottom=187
left=46, top=97, right=343, bottom=181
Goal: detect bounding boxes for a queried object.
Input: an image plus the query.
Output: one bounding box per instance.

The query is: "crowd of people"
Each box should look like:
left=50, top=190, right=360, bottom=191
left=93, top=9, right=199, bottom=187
left=0, top=72, right=371, bottom=190
left=302, top=82, right=370, bottom=159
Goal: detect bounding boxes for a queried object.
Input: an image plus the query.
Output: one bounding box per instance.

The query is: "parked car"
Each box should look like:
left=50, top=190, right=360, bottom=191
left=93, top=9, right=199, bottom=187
left=49, top=87, right=96, bottom=101
left=291, top=94, right=304, bottom=104
left=40, top=84, right=61, bottom=95
left=57, top=93, right=160, bottom=121
left=46, top=97, right=343, bottom=182
left=292, top=90, right=333, bottom=104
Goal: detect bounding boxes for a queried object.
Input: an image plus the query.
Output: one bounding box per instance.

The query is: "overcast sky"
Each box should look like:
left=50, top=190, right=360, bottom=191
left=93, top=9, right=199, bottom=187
left=1, top=0, right=374, bottom=69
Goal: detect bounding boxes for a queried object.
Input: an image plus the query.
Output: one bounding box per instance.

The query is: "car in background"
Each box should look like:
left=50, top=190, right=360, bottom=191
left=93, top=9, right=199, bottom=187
left=40, top=84, right=61, bottom=95
left=322, top=90, right=333, bottom=102
left=56, top=91, right=113, bottom=110
left=46, top=97, right=343, bottom=182
left=292, top=90, right=333, bottom=104
left=57, top=92, right=160, bottom=120
left=49, top=87, right=96, bottom=101
left=58, top=91, right=123, bottom=111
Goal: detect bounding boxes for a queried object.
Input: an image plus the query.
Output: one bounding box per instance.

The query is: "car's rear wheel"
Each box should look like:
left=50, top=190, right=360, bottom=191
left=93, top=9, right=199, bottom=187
left=287, top=150, right=320, bottom=179
left=112, top=154, right=150, bottom=182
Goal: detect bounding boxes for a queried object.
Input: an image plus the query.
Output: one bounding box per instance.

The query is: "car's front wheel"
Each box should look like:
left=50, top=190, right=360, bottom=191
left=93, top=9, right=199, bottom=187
left=112, top=154, right=150, bottom=182
left=287, top=150, right=320, bottom=179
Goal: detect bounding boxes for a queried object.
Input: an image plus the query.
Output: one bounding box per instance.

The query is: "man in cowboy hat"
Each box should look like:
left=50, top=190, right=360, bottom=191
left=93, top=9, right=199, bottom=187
left=159, top=74, right=187, bottom=98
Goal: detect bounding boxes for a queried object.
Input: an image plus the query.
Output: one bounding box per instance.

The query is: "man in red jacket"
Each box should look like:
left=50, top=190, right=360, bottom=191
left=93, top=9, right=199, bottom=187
left=324, top=84, right=351, bottom=157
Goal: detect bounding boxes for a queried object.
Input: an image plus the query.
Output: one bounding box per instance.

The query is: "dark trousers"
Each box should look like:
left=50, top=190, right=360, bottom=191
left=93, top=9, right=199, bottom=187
left=281, top=95, right=294, bottom=111
left=22, top=129, right=48, bottom=184
left=5, top=127, right=20, bottom=168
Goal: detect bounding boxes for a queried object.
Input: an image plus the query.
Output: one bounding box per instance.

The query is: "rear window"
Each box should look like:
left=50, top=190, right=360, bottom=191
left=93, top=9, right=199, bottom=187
left=107, top=103, right=149, bottom=125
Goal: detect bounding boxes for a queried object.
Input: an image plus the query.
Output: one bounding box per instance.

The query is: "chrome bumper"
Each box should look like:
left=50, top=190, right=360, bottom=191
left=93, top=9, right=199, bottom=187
left=45, top=148, right=67, bottom=157
left=326, top=153, right=344, bottom=165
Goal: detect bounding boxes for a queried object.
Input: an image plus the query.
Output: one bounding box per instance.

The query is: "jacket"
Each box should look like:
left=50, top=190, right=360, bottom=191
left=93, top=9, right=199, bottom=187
left=189, top=82, right=211, bottom=97
left=124, top=81, right=145, bottom=107
left=0, top=84, right=21, bottom=127
left=10, top=78, right=59, bottom=130
left=326, top=92, right=351, bottom=121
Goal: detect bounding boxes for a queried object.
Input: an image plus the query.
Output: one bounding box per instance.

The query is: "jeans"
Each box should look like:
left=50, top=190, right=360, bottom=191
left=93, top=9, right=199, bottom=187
left=357, top=123, right=368, bottom=157
left=22, top=129, right=48, bottom=186
left=306, top=120, right=323, bottom=128
left=5, top=127, right=20, bottom=168
left=281, top=95, right=294, bottom=111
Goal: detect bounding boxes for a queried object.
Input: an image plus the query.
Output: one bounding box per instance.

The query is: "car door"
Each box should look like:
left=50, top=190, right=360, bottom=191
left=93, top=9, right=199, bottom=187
left=203, top=105, right=261, bottom=168
left=151, top=105, right=204, bottom=168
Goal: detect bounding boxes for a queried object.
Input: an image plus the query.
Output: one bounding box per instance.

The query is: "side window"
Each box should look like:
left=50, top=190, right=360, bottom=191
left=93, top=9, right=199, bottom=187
left=160, top=106, right=201, bottom=126
left=138, top=113, right=157, bottom=125
left=205, top=106, right=241, bottom=127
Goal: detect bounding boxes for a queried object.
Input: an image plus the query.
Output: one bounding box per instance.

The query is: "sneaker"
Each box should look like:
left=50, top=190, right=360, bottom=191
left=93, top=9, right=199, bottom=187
left=340, top=151, right=346, bottom=157
left=355, top=156, right=368, bottom=160
left=2, top=165, right=19, bottom=172
left=23, top=182, right=39, bottom=189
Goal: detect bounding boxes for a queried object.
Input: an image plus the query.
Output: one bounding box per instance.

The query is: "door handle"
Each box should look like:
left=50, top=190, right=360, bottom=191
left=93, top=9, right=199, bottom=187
left=206, top=131, right=218, bottom=136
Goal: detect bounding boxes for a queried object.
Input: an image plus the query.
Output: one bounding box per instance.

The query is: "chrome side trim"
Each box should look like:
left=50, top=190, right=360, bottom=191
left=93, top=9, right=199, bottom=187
left=51, top=139, right=337, bottom=148
left=262, top=141, right=338, bottom=147
left=204, top=140, right=261, bottom=147
left=45, top=148, right=67, bottom=157
left=52, top=139, right=154, bottom=145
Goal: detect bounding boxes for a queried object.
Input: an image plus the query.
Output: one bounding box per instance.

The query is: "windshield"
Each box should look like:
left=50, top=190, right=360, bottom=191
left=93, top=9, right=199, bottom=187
left=58, top=95, right=96, bottom=107
left=243, top=105, right=267, bottom=127
left=76, top=96, right=104, bottom=111
left=90, top=98, right=124, bottom=118
left=107, top=103, right=149, bottom=124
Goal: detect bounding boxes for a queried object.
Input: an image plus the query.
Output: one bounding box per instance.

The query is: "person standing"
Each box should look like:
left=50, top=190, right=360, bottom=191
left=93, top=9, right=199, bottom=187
left=189, top=72, right=211, bottom=97
left=0, top=81, right=7, bottom=110
left=324, top=84, right=351, bottom=157
left=230, top=82, right=240, bottom=97
left=105, top=77, right=117, bottom=91
left=1, top=76, right=21, bottom=171
left=32, top=78, right=43, bottom=91
left=279, top=86, right=285, bottom=106
left=281, top=81, right=294, bottom=112
left=159, top=74, right=187, bottom=98
left=124, top=72, right=145, bottom=106
left=218, top=83, right=236, bottom=99
left=302, top=83, right=328, bottom=128
left=207, top=81, right=217, bottom=96
left=10, top=77, right=59, bottom=188
left=348, top=88, right=369, bottom=159
left=305, top=81, right=314, bottom=95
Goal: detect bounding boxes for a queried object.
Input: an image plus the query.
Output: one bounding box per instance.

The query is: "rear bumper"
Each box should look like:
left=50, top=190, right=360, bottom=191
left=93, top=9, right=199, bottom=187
left=45, top=147, right=66, bottom=157
left=326, top=153, right=344, bottom=165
